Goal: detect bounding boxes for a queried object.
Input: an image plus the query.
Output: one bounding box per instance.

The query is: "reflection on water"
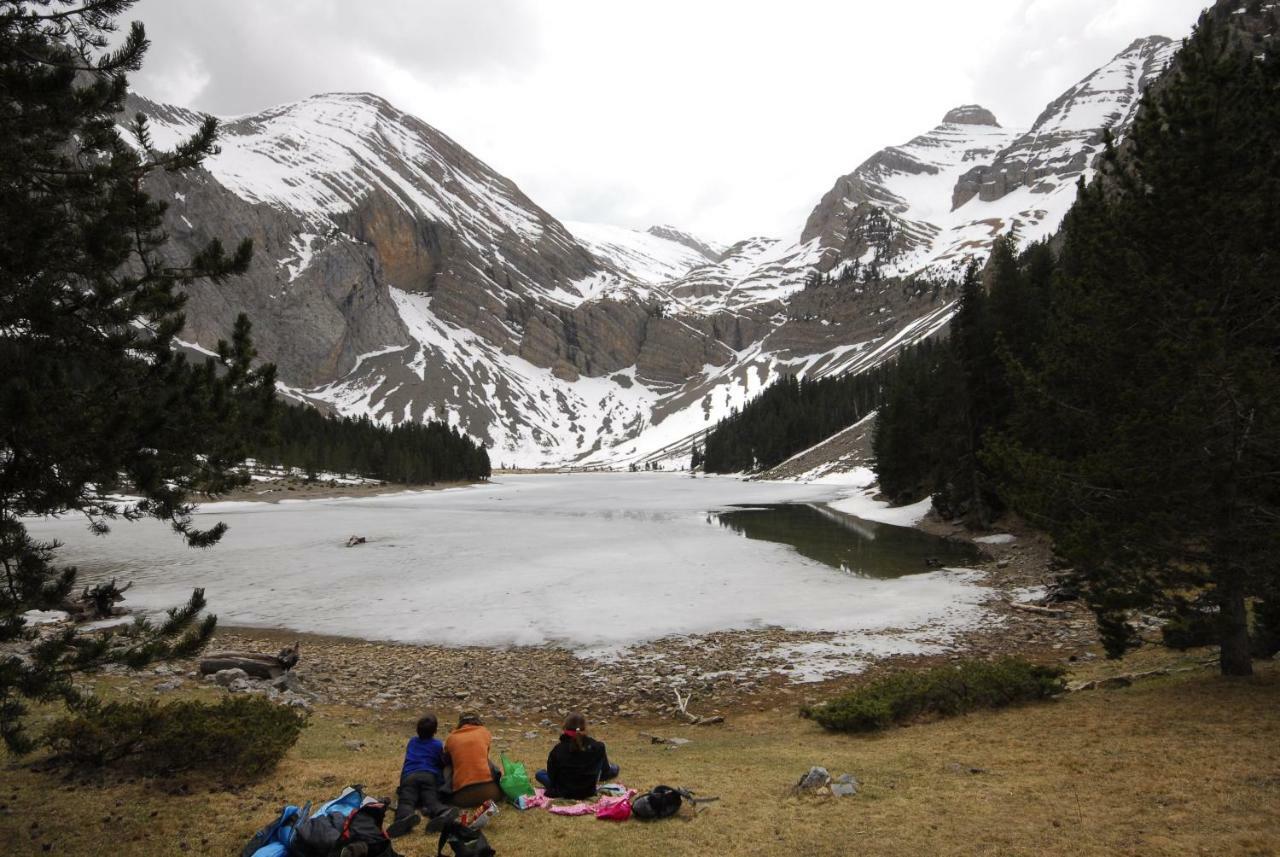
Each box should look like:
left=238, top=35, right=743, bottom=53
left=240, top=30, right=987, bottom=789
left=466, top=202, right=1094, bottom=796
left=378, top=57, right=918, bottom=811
left=713, top=503, right=980, bottom=579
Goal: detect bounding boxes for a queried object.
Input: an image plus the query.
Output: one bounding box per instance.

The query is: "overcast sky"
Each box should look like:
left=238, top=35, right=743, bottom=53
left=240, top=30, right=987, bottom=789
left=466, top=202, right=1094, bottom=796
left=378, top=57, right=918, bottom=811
left=125, top=0, right=1209, bottom=243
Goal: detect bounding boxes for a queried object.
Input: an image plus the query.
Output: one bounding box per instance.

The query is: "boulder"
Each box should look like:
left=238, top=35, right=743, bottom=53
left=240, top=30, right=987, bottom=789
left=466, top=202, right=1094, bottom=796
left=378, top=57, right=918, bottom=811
left=212, top=668, right=249, bottom=688
left=796, top=766, right=832, bottom=792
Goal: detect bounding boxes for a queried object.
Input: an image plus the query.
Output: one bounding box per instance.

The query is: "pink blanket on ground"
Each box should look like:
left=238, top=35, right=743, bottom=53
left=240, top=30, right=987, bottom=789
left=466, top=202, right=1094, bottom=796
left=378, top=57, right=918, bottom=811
left=544, top=787, right=637, bottom=819
left=515, top=789, right=552, bottom=810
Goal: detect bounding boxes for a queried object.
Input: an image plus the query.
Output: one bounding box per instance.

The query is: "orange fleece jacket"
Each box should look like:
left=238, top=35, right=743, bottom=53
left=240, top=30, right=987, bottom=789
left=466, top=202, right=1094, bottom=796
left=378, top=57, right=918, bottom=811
left=445, top=724, right=494, bottom=791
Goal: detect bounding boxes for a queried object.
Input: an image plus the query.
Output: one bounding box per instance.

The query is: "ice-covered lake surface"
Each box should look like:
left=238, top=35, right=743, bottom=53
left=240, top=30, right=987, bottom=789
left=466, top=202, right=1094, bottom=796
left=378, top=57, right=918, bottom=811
left=26, top=474, right=993, bottom=658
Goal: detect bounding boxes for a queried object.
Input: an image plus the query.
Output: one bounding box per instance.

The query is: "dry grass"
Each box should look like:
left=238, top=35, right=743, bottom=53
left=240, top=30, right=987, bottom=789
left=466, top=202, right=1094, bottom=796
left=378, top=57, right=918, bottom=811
left=3, top=652, right=1278, bottom=856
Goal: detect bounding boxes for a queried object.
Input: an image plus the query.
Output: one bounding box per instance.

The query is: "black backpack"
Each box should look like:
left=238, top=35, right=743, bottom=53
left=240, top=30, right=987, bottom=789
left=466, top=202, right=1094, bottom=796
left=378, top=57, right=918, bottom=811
left=339, top=801, right=394, bottom=856
left=630, top=785, right=685, bottom=820
left=436, top=823, right=495, bottom=857
left=291, top=800, right=393, bottom=857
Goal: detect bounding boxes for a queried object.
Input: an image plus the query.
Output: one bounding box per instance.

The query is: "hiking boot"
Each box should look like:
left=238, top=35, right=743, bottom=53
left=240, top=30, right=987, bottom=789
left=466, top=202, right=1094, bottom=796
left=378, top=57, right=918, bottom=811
left=424, top=807, right=460, bottom=833
left=386, top=811, right=420, bottom=838
left=338, top=844, right=369, bottom=857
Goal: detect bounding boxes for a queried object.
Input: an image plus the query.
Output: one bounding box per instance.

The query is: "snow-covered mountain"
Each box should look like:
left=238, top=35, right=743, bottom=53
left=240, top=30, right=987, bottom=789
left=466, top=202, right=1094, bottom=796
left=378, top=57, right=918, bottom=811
left=672, top=36, right=1179, bottom=317
left=801, top=104, right=1020, bottom=275
left=563, top=221, right=716, bottom=285
left=811, top=36, right=1178, bottom=276
left=141, top=34, right=1181, bottom=467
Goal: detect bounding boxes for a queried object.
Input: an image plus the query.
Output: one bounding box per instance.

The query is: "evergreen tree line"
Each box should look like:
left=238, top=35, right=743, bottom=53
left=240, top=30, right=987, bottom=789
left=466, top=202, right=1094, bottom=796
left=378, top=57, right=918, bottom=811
left=703, top=9, right=1279, bottom=675
left=249, top=404, right=491, bottom=485
left=703, top=367, right=891, bottom=473
left=872, top=241, right=1055, bottom=522
left=874, top=10, right=1279, bottom=675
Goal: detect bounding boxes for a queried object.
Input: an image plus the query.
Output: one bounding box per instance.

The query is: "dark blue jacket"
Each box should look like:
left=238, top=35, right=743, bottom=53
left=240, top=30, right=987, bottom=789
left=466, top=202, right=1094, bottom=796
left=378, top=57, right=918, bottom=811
left=546, top=735, right=612, bottom=799
left=401, top=736, right=445, bottom=780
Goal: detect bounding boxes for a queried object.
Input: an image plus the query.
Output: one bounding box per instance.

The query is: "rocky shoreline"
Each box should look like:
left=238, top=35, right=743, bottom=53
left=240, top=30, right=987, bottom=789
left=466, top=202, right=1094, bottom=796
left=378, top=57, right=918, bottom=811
left=101, top=519, right=1099, bottom=725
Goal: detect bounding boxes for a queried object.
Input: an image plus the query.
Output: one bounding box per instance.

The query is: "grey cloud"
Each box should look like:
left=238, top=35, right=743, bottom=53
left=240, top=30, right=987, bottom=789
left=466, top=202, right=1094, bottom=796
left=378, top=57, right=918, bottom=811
left=127, top=0, right=542, bottom=114
left=971, top=0, right=1206, bottom=129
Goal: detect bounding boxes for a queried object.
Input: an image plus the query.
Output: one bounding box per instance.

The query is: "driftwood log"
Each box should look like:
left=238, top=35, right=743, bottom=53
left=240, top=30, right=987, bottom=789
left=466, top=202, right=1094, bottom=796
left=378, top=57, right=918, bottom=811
left=1066, top=667, right=1196, bottom=692
left=200, top=643, right=300, bottom=679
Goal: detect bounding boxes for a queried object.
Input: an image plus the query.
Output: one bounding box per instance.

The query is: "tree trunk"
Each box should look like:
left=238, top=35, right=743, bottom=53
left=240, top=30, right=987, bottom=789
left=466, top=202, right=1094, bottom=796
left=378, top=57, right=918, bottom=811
left=1218, top=574, right=1253, bottom=677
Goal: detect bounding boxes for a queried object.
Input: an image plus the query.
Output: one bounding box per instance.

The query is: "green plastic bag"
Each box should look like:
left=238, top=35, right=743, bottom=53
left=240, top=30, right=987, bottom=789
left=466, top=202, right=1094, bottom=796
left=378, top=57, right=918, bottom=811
left=499, top=752, right=535, bottom=804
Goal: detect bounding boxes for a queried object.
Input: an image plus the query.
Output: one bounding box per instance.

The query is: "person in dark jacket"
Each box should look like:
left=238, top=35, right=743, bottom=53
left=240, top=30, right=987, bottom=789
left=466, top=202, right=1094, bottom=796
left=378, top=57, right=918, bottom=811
left=388, top=713, right=458, bottom=838
left=534, top=712, right=620, bottom=799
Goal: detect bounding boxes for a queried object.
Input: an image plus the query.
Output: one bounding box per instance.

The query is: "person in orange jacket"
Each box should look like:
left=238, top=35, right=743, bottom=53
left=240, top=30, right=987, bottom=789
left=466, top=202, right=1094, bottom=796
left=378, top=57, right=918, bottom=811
left=443, top=711, right=503, bottom=808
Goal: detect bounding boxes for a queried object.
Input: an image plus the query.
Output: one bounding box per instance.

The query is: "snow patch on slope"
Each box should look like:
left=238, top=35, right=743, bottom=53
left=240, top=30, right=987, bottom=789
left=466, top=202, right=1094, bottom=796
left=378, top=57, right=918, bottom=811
left=565, top=221, right=712, bottom=285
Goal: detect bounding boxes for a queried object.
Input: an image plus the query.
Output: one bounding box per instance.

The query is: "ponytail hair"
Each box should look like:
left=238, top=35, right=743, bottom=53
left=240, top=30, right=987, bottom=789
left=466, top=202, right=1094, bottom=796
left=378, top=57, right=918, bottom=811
left=562, top=712, right=588, bottom=751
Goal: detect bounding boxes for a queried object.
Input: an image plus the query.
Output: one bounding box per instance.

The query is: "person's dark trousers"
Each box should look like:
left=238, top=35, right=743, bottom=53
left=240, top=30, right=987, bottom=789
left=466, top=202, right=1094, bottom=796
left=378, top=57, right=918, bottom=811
left=535, top=762, right=620, bottom=794
left=395, top=770, right=448, bottom=823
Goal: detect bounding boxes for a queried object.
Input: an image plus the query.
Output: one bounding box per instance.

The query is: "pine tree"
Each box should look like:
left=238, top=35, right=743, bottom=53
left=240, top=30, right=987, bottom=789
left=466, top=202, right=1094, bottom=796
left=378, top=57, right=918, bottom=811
left=988, top=12, right=1280, bottom=676
left=0, top=0, right=276, bottom=751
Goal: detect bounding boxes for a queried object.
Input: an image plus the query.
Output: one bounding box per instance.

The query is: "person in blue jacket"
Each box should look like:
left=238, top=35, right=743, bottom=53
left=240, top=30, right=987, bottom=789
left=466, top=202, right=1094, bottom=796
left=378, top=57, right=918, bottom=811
left=388, top=713, right=458, bottom=837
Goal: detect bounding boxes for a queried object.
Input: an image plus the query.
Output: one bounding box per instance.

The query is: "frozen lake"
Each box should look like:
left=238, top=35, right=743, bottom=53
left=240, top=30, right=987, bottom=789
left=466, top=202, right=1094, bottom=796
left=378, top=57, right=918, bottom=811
left=26, top=474, right=992, bottom=654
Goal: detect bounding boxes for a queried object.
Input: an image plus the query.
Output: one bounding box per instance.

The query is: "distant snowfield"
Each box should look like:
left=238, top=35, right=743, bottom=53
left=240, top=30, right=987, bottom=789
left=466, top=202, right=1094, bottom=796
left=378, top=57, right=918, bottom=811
left=25, top=475, right=991, bottom=668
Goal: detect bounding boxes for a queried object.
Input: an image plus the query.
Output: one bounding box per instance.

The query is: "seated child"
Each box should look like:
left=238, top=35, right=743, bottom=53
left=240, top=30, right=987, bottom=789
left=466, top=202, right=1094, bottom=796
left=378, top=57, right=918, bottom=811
left=387, top=713, right=458, bottom=838
left=444, top=711, right=504, bottom=808
left=535, top=712, right=620, bottom=799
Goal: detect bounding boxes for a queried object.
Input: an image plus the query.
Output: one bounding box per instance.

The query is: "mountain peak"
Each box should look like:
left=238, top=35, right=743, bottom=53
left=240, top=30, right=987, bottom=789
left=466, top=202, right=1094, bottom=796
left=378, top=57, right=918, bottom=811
left=942, top=105, right=1001, bottom=127
left=1124, top=35, right=1174, bottom=52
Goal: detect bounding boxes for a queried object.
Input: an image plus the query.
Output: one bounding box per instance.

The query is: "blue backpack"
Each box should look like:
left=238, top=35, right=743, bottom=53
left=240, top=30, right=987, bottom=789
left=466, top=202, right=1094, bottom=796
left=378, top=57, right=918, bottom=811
left=241, top=803, right=308, bottom=857
left=242, top=786, right=371, bottom=857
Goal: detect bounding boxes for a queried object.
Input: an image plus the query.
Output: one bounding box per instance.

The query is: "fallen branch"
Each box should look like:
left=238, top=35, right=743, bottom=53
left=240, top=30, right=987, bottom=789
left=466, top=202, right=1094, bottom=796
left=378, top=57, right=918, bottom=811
left=673, top=688, right=724, bottom=726
left=1008, top=600, right=1070, bottom=619
left=1066, top=667, right=1180, bottom=692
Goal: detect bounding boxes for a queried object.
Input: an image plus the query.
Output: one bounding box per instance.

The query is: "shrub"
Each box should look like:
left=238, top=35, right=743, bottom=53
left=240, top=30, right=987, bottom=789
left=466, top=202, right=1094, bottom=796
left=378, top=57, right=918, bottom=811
left=44, top=695, right=307, bottom=779
left=1251, top=598, right=1280, bottom=659
left=802, top=658, right=1066, bottom=733
left=1161, top=609, right=1219, bottom=650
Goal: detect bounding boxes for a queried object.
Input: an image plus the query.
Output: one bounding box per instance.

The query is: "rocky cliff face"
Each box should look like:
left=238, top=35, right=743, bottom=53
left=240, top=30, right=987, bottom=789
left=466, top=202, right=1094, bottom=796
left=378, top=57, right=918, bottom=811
left=133, top=91, right=621, bottom=381
left=138, top=30, right=1190, bottom=467
left=951, top=37, right=1176, bottom=210
left=800, top=105, right=1017, bottom=274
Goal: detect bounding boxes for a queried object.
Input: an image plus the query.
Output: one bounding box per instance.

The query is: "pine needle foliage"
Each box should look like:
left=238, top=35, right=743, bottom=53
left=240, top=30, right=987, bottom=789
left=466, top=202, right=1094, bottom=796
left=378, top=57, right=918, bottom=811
left=987, top=10, right=1280, bottom=675
left=250, top=402, right=491, bottom=484
left=0, top=0, right=276, bottom=751
left=803, top=658, right=1065, bottom=733
left=43, top=694, right=307, bottom=779
left=703, top=367, right=890, bottom=474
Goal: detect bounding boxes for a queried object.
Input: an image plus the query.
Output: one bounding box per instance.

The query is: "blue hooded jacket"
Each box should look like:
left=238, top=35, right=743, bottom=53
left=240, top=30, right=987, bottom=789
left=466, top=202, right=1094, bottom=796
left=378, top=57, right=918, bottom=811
left=401, top=736, right=445, bottom=779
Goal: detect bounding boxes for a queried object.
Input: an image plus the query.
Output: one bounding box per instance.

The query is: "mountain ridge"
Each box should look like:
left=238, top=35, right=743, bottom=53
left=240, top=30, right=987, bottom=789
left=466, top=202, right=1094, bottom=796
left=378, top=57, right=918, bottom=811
left=133, top=32, right=1181, bottom=467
